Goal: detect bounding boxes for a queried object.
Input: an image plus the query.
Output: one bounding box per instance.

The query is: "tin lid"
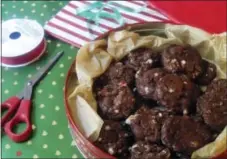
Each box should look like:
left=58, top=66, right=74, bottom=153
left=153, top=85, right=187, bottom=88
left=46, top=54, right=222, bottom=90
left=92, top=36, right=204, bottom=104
left=149, top=1, right=226, bottom=33
left=2, top=19, right=45, bottom=57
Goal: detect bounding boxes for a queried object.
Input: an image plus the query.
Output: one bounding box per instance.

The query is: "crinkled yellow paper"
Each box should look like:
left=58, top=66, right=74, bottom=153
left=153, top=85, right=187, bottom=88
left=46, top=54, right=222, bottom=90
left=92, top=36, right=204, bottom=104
left=67, top=23, right=226, bottom=156
left=191, top=127, right=227, bottom=159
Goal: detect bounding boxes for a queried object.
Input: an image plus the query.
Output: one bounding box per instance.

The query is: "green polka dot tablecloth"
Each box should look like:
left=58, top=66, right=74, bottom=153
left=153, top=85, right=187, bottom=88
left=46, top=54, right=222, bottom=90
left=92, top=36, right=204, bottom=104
left=1, top=1, right=83, bottom=158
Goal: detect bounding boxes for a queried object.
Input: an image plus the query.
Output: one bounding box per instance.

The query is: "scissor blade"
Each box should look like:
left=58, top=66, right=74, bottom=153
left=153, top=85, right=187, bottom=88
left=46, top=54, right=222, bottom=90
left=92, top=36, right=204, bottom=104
left=29, top=51, right=64, bottom=86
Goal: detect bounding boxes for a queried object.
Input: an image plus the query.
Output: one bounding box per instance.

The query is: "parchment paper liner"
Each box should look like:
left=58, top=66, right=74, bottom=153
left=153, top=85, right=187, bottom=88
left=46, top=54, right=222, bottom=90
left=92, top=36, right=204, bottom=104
left=67, top=23, right=226, bottom=157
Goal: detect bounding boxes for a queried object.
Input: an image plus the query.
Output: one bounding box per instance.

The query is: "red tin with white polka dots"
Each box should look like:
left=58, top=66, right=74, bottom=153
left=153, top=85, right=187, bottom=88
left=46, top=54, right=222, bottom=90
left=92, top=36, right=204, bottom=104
left=1, top=19, right=46, bottom=67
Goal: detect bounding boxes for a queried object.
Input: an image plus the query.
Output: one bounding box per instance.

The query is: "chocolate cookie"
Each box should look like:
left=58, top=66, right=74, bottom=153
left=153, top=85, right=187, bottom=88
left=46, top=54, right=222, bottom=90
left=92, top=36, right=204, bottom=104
left=130, top=141, right=171, bottom=159
left=197, top=79, right=227, bottom=131
left=93, top=74, right=109, bottom=92
left=94, top=62, right=135, bottom=91
left=106, top=62, right=135, bottom=85
left=119, top=151, right=131, bottom=159
left=173, top=153, right=191, bottom=159
left=94, top=120, right=132, bottom=157
left=97, top=83, right=135, bottom=120
left=126, top=106, right=171, bottom=143
left=161, top=116, right=212, bottom=155
left=162, top=44, right=203, bottom=79
left=136, top=68, right=166, bottom=100
left=155, top=74, right=200, bottom=114
left=196, top=60, right=217, bottom=85
left=125, top=48, right=161, bottom=71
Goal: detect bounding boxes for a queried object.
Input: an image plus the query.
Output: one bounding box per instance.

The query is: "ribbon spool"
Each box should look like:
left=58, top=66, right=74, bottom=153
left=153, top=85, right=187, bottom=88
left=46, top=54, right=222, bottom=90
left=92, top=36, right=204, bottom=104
left=1, top=19, right=46, bottom=67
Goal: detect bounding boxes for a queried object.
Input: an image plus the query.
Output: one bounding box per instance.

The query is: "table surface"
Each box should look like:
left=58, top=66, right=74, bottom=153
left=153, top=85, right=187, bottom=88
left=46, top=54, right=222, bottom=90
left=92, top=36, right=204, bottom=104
left=1, top=1, right=83, bottom=158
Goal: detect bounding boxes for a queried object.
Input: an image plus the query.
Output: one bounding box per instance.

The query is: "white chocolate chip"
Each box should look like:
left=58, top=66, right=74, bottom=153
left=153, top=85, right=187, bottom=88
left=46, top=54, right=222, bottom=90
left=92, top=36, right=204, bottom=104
left=108, top=147, right=115, bottom=155
left=131, top=144, right=138, bottom=150
left=209, top=67, right=214, bottom=72
left=98, top=138, right=102, bottom=141
left=144, top=87, right=149, bottom=94
left=125, top=115, right=138, bottom=125
left=160, top=149, right=168, bottom=155
left=168, top=88, right=174, bottom=93
left=145, top=59, right=153, bottom=64
left=105, top=125, right=111, bottom=131
left=183, top=109, right=188, bottom=115
left=114, top=109, right=119, bottom=113
left=183, top=81, right=188, bottom=85
left=125, top=118, right=131, bottom=124
left=135, top=70, right=141, bottom=78
left=133, top=88, right=137, bottom=92
left=181, top=60, right=186, bottom=65
left=158, top=113, right=163, bottom=117
left=171, top=59, right=177, bottom=63
left=154, top=73, right=159, bottom=77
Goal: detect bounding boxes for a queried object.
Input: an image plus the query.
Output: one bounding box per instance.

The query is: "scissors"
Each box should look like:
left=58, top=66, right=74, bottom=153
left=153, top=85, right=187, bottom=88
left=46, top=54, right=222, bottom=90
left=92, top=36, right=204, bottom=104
left=1, top=51, right=64, bottom=142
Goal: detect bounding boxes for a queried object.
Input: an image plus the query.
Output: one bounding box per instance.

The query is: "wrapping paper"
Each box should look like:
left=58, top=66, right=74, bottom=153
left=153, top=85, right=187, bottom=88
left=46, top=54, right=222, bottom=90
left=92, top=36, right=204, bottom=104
left=67, top=23, right=226, bottom=157
left=44, top=1, right=168, bottom=48
left=191, top=127, right=227, bottom=159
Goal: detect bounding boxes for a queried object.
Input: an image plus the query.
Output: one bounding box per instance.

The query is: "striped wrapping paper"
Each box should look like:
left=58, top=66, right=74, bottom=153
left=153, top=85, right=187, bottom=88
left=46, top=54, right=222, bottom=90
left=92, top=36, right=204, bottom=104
left=44, top=1, right=169, bottom=48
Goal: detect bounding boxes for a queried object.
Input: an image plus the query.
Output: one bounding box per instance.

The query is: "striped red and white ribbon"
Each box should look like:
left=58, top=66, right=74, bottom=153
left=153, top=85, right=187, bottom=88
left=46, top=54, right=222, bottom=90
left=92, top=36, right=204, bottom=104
left=44, top=1, right=169, bottom=48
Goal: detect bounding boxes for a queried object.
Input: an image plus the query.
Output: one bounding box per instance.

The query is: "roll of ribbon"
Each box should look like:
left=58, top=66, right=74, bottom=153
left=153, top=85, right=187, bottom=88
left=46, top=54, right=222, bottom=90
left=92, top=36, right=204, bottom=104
left=1, top=19, right=46, bottom=67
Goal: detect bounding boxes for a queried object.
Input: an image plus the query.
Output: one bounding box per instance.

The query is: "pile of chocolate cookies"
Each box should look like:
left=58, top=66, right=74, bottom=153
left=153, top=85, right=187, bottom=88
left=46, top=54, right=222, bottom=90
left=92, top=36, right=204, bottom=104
left=93, top=44, right=227, bottom=159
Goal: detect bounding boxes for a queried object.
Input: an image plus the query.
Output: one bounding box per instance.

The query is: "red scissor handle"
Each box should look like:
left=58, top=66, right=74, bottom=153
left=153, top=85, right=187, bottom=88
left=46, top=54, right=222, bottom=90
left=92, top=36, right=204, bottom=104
left=4, top=99, right=32, bottom=142
left=1, top=96, right=21, bottom=127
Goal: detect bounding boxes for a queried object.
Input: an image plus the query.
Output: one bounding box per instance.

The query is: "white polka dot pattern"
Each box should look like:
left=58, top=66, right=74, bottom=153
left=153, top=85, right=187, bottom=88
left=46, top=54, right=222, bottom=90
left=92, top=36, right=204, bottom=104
left=1, top=1, right=86, bottom=158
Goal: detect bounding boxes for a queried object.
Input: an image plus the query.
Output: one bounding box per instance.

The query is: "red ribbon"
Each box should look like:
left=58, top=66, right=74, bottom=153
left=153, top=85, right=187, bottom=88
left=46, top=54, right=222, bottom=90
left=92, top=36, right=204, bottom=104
left=1, top=39, right=46, bottom=66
